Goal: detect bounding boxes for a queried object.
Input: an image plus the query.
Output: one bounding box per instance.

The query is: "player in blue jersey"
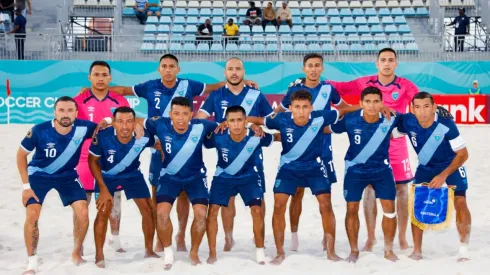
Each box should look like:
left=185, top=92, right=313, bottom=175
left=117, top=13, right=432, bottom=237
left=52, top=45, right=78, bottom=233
left=203, top=106, right=279, bottom=264
left=195, top=57, right=273, bottom=251
left=247, top=90, right=359, bottom=265
left=393, top=92, right=471, bottom=262
left=325, top=87, right=401, bottom=263
left=88, top=107, right=161, bottom=268
left=91, top=54, right=258, bottom=252
left=16, top=96, right=103, bottom=274
left=135, top=97, right=218, bottom=270
left=274, top=53, right=352, bottom=251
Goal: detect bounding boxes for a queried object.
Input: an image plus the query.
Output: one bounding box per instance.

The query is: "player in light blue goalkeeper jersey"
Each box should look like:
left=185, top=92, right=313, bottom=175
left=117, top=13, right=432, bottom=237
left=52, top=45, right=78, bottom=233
left=394, top=92, right=471, bottom=262
left=88, top=107, right=161, bottom=268
left=16, top=97, right=101, bottom=274
left=247, top=90, right=360, bottom=265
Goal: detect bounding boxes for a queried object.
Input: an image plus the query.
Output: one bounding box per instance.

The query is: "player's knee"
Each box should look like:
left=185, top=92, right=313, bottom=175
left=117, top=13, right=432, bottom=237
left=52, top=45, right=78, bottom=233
left=454, top=196, right=469, bottom=211
left=208, top=206, right=220, bottom=218
left=193, top=206, right=207, bottom=221
left=346, top=203, right=359, bottom=215
left=250, top=205, right=262, bottom=218
left=318, top=201, right=333, bottom=214
left=157, top=210, right=171, bottom=224
left=273, top=201, right=287, bottom=214
left=396, top=184, right=408, bottom=196
left=26, top=207, right=40, bottom=223
left=292, top=188, right=305, bottom=200
left=76, top=207, right=89, bottom=221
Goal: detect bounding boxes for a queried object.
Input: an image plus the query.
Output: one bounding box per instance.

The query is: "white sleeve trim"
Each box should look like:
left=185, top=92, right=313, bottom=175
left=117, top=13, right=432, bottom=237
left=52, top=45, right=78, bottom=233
left=265, top=111, right=274, bottom=117
left=391, top=128, right=406, bottom=139
left=200, top=83, right=207, bottom=96
left=88, top=150, right=101, bottom=157
left=449, top=136, right=466, bottom=152
left=198, top=109, right=211, bottom=117
left=332, top=109, right=340, bottom=125
left=280, top=102, right=287, bottom=110
left=20, top=144, right=32, bottom=153
left=143, top=118, right=149, bottom=129
left=333, top=98, right=343, bottom=106
left=266, top=133, right=274, bottom=147
left=131, top=85, right=139, bottom=97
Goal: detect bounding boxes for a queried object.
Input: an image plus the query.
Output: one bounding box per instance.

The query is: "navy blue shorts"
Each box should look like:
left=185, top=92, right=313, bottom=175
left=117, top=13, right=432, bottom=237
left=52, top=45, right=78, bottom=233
left=27, top=175, right=87, bottom=206
left=274, top=167, right=331, bottom=196
left=343, top=167, right=396, bottom=202
left=148, top=150, right=163, bottom=186
left=210, top=176, right=263, bottom=207
left=95, top=173, right=150, bottom=200
left=415, top=166, right=468, bottom=196
left=321, top=157, right=337, bottom=184
left=156, top=175, right=209, bottom=205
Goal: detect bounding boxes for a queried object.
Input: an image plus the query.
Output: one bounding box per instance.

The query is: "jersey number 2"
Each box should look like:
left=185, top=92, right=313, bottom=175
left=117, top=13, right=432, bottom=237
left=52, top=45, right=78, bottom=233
left=155, top=98, right=161, bottom=110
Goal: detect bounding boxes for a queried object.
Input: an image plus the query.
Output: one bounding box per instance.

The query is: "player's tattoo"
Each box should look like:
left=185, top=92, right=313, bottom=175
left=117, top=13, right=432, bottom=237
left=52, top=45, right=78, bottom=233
left=32, top=221, right=39, bottom=255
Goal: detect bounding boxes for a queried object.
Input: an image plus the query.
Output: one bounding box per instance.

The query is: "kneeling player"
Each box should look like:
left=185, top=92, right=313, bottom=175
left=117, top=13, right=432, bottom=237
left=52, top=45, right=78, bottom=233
left=325, top=87, right=402, bottom=262
left=204, top=106, right=279, bottom=264
left=88, top=107, right=160, bottom=267
left=248, top=90, right=359, bottom=265
left=395, top=92, right=471, bottom=261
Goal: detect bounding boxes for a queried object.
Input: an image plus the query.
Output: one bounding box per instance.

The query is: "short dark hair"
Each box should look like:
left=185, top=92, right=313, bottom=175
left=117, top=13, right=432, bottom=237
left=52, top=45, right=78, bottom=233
left=303, top=53, right=324, bottom=65
left=160, top=54, right=179, bottom=64
left=89, top=61, right=111, bottom=74
left=377, top=48, right=397, bottom=59
left=412, top=91, right=434, bottom=105
left=290, top=90, right=313, bottom=103
left=113, top=106, right=136, bottom=118
left=361, top=87, right=383, bottom=101
left=250, top=2, right=255, bottom=7
left=54, top=96, right=78, bottom=110
left=225, top=105, right=246, bottom=118
left=171, top=96, right=191, bottom=109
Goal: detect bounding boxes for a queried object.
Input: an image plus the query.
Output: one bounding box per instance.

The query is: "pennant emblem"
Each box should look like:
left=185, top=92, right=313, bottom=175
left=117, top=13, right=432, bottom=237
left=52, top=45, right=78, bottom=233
left=322, top=93, right=328, bottom=99
left=381, top=126, right=388, bottom=133
left=73, top=138, right=81, bottom=145
left=247, top=146, right=253, bottom=153
left=434, top=135, right=441, bottom=141
left=274, top=179, right=281, bottom=188
left=246, top=99, right=253, bottom=106
left=392, top=91, right=399, bottom=100
left=110, top=107, right=116, bottom=113
left=178, top=90, right=184, bottom=96
left=135, top=147, right=141, bottom=153
left=191, top=135, right=198, bottom=143
left=311, top=126, right=319, bottom=132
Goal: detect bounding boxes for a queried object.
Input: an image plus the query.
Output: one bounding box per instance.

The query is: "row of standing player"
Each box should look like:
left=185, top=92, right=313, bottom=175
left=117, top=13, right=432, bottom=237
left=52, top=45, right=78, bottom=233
left=17, top=49, right=472, bottom=273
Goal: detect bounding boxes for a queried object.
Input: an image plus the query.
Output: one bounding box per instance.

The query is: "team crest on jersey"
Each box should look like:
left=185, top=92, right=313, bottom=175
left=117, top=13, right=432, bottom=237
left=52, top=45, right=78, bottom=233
left=381, top=126, right=388, bottom=133
left=321, top=92, right=328, bottom=99
left=392, top=91, right=399, bottom=100
left=191, top=135, right=199, bottom=143
left=73, top=138, right=82, bottom=145
left=26, top=129, right=33, bottom=138
left=311, top=125, right=319, bottom=132
left=151, top=116, right=160, bottom=121
left=46, top=142, right=55, bottom=149
left=177, top=89, right=185, bottom=96
left=110, top=107, right=116, bottom=113
left=434, top=135, right=441, bottom=141
left=245, top=99, right=253, bottom=106
left=134, top=147, right=142, bottom=153
left=274, top=179, right=281, bottom=187
left=247, top=146, right=253, bottom=153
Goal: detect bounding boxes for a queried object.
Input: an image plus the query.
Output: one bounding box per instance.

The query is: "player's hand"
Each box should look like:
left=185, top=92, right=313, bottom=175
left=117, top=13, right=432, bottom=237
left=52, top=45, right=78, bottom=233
left=429, top=174, right=447, bottom=189
left=22, top=189, right=39, bottom=206
left=134, top=123, right=145, bottom=139
left=96, top=189, right=113, bottom=212
left=288, top=77, right=306, bottom=88
left=381, top=106, right=396, bottom=121
left=244, top=80, right=259, bottom=89
left=250, top=124, right=265, bottom=138
left=78, top=87, right=90, bottom=96
left=214, top=121, right=228, bottom=134
left=436, top=106, right=454, bottom=120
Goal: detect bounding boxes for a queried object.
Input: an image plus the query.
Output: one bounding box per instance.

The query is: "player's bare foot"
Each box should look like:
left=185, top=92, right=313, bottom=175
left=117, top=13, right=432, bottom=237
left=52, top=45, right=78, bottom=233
left=189, top=252, right=202, bottom=266
left=270, top=254, right=286, bottom=265
left=223, top=239, right=235, bottom=252
left=108, top=239, right=126, bottom=253
left=207, top=255, right=217, bottom=264
left=175, top=235, right=187, bottom=252
left=399, top=239, right=411, bottom=250
left=144, top=251, right=160, bottom=258
left=327, top=253, right=343, bottom=262
left=457, top=257, right=470, bottom=262
left=347, top=251, right=359, bottom=263
left=163, top=253, right=174, bottom=270
left=164, top=263, right=173, bottom=271
left=362, top=239, right=377, bottom=252
left=95, top=260, right=105, bottom=268
left=22, top=270, right=35, bottom=275
left=384, top=250, right=399, bottom=262
left=408, top=252, right=423, bottom=261
left=72, top=253, right=87, bottom=266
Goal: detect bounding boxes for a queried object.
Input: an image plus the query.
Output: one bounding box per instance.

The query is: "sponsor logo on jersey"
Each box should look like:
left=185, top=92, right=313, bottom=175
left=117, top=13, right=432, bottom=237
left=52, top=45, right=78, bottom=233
left=354, top=129, right=362, bottom=134
left=108, top=149, right=116, bottom=155
left=88, top=106, right=95, bottom=112
left=165, top=136, right=172, bottom=143
left=220, top=100, right=228, bottom=107
left=154, top=91, right=161, bottom=97
left=46, top=142, right=55, bottom=149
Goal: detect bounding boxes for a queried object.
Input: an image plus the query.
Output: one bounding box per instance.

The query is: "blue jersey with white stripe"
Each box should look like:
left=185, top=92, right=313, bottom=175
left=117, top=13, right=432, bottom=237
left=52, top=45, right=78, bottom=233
left=144, top=116, right=217, bottom=181
left=330, top=110, right=401, bottom=172
left=397, top=113, right=465, bottom=169
left=265, top=110, right=339, bottom=171
left=132, top=78, right=206, bottom=117
left=21, top=119, right=97, bottom=178
left=204, top=130, right=274, bottom=179
left=89, top=128, right=155, bottom=179
left=281, top=83, right=342, bottom=160
left=200, top=85, right=273, bottom=122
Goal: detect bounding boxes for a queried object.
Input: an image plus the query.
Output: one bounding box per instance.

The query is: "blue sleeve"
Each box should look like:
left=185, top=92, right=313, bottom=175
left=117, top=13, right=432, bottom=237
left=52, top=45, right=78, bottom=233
left=133, top=81, right=149, bottom=99
left=264, top=112, right=282, bottom=130
left=331, top=87, right=342, bottom=105
left=203, top=133, right=216, bottom=149
left=146, top=130, right=156, bottom=147
left=321, top=110, right=340, bottom=127
left=260, top=133, right=274, bottom=148
left=81, top=120, right=98, bottom=139
left=89, top=133, right=103, bottom=157
left=188, top=79, right=206, bottom=97
left=145, top=116, right=161, bottom=135
left=396, top=115, right=408, bottom=134
left=20, top=127, right=36, bottom=152
left=330, top=116, right=347, bottom=134
left=201, top=119, right=218, bottom=134
left=445, top=120, right=460, bottom=140
left=199, top=92, right=215, bottom=116
left=281, top=88, right=293, bottom=109
left=258, top=93, right=274, bottom=117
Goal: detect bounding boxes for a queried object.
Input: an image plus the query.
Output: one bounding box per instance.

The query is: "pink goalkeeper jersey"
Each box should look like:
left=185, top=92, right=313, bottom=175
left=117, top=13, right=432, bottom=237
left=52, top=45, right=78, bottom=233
left=74, top=90, right=130, bottom=162
left=327, top=75, right=419, bottom=114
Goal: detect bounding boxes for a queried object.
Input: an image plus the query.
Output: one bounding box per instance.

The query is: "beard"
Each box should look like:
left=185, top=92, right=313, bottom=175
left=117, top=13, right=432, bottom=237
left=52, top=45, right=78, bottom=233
left=56, top=117, right=74, bottom=127
left=227, top=76, right=243, bottom=86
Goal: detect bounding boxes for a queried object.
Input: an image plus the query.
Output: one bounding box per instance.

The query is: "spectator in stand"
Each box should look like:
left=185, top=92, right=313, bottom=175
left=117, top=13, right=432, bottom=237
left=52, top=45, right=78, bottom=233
left=8, top=8, right=25, bottom=60
left=15, top=0, right=31, bottom=16
left=469, top=80, right=482, bottom=94
left=197, top=18, right=213, bottom=45
left=0, top=0, right=15, bottom=22
left=243, top=2, right=262, bottom=27
left=276, top=1, right=292, bottom=29
left=223, top=18, right=239, bottom=46
left=146, top=0, right=161, bottom=17
left=447, top=7, right=469, bottom=52
left=134, top=0, right=148, bottom=25
left=262, top=2, right=277, bottom=30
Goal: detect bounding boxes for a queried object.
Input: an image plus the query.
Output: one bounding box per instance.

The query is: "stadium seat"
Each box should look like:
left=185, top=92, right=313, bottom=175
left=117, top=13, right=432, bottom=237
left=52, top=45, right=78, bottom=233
left=412, top=0, right=425, bottom=7
left=175, top=1, right=187, bottom=8
left=317, top=25, right=330, bottom=34
left=373, top=33, right=387, bottom=43
left=279, top=26, right=291, bottom=35
left=398, top=25, right=411, bottom=34
left=188, top=1, right=200, bottom=8
left=200, top=1, right=212, bottom=8
left=213, top=1, right=224, bottom=8
left=226, top=43, right=239, bottom=51
left=362, top=1, right=374, bottom=8
left=170, top=43, right=182, bottom=51
left=225, top=0, right=237, bottom=8
left=302, top=9, right=314, bottom=17
left=253, top=44, right=266, bottom=52
left=399, top=0, right=412, bottom=8
left=402, top=34, right=415, bottom=43
left=239, top=25, right=250, bottom=34
left=186, top=17, right=198, bottom=25
left=173, top=16, right=186, bottom=25
left=406, top=42, right=419, bottom=52
left=334, top=35, right=347, bottom=45
left=265, top=43, right=278, bottom=52
left=327, top=9, right=340, bottom=17
left=360, top=34, right=373, bottom=43
left=376, top=1, right=388, bottom=8
left=288, top=1, right=300, bottom=8
left=382, top=16, right=394, bottom=25
left=237, top=43, right=251, bottom=52
left=293, top=36, right=304, bottom=43
left=350, top=43, right=364, bottom=52
left=391, top=42, right=405, bottom=51
left=347, top=34, right=360, bottom=43
left=172, top=25, right=185, bottom=34
left=294, top=43, right=308, bottom=52
left=238, top=1, right=249, bottom=8
left=253, top=35, right=265, bottom=44
left=124, top=0, right=135, bottom=7
left=185, top=25, right=196, bottom=34
left=364, top=8, right=377, bottom=17
left=265, top=35, right=278, bottom=43
left=391, top=8, right=404, bottom=17
left=154, top=43, right=167, bottom=52
left=352, top=8, right=364, bottom=17
left=306, top=34, right=319, bottom=43
left=252, top=25, right=263, bottom=34
left=377, top=42, right=391, bottom=50
left=195, top=43, right=209, bottom=52
left=322, top=43, right=335, bottom=53
left=339, top=8, right=352, bottom=17
left=370, top=25, right=383, bottom=34
left=140, top=43, right=154, bottom=52
left=200, top=8, right=212, bottom=17
left=304, top=26, right=317, bottom=35
left=319, top=35, right=333, bottom=44
left=265, top=25, right=277, bottom=34
left=388, top=34, right=402, bottom=43
left=161, top=1, right=173, bottom=8
left=416, top=8, right=429, bottom=16
left=337, top=43, right=350, bottom=52
left=364, top=43, right=377, bottom=52
left=350, top=1, right=362, bottom=8
left=280, top=35, right=293, bottom=43
left=404, top=8, right=416, bottom=16
left=122, top=7, right=134, bottom=16
left=331, top=26, right=344, bottom=34
left=147, top=16, right=158, bottom=25
left=308, top=43, right=322, bottom=52
left=143, top=34, right=156, bottom=43
left=239, top=34, right=252, bottom=43
left=368, top=17, right=380, bottom=25
left=337, top=1, right=350, bottom=8
left=291, top=9, right=301, bottom=17
left=316, top=17, right=328, bottom=26
left=378, top=8, right=391, bottom=17
left=330, top=17, right=342, bottom=26
left=299, top=1, right=311, bottom=9
left=183, top=43, right=197, bottom=52
left=343, top=17, right=355, bottom=26
left=312, top=1, right=324, bottom=9
left=394, top=16, right=407, bottom=25
left=174, top=8, right=186, bottom=16
left=156, top=34, right=168, bottom=42
left=226, top=9, right=238, bottom=17
left=292, top=17, right=302, bottom=26
left=384, top=25, right=398, bottom=34
left=159, top=17, right=171, bottom=25
left=355, top=17, right=368, bottom=25
left=281, top=43, right=294, bottom=52
left=387, top=1, right=398, bottom=8
left=214, top=17, right=224, bottom=25
left=314, top=9, right=326, bottom=17
left=357, top=25, right=370, bottom=34
left=292, top=26, right=304, bottom=35
left=325, top=1, right=337, bottom=9
left=345, top=26, right=357, bottom=34
left=213, top=9, right=224, bottom=17
left=144, top=24, right=157, bottom=33
left=170, top=35, right=183, bottom=42
left=185, top=34, right=196, bottom=42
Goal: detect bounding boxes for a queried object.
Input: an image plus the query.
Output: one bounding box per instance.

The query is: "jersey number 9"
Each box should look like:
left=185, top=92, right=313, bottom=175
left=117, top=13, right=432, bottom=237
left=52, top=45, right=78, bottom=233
left=354, top=134, right=361, bottom=145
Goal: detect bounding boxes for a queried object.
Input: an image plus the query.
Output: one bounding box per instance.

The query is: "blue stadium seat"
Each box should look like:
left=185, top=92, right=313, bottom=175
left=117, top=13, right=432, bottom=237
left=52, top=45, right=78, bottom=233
left=253, top=44, right=266, bottom=52
left=394, top=16, right=407, bottom=25
left=184, top=34, right=196, bottom=42
left=378, top=8, right=391, bottom=17
left=339, top=8, right=352, bottom=17
left=364, top=43, right=377, bottom=53
left=373, top=33, right=387, bottom=43
left=175, top=8, right=186, bottom=16
left=143, top=34, right=156, bottom=42
left=404, top=8, right=416, bottom=17
left=160, top=17, right=171, bottom=24
left=370, top=25, right=383, bottom=34
left=253, top=35, right=265, bottom=44
left=306, top=34, right=319, bottom=43
left=384, top=25, right=398, bottom=34
left=406, top=42, right=419, bottom=52
left=347, top=34, right=360, bottom=43
left=337, top=43, right=349, bottom=52
left=265, top=35, right=278, bottom=43
left=322, top=43, right=335, bottom=53
left=416, top=8, right=429, bottom=16
left=382, top=16, right=394, bottom=25
left=350, top=44, right=363, bottom=52
left=186, top=17, right=198, bottom=25
left=334, top=35, right=347, bottom=45
left=238, top=8, right=247, bottom=16
left=213, top=9, right=224, bottom=17
left=170, top=43, right=182, bottom=51
left=226, top=9, right=238, bottom=17
left=357, top=25, right=370, bottom=34
left=308, top=43, right=322, bottom=52
left=197, top=43, right=210, bottom=52
left=342, top=17, right=355, bottom=26
left=185, top=25, right=196, bottom=34
left=388, top=34, right=402, bottom=43
left=240, top=34, right=252, bottom=43
left=365, top=8, right=377, bottom=17
left=320, top=35, right=333, bottom=44
left=173, top=16, right=186, bottom=25
left=213, top=25, right=223, bottom=33
left=304, top=26, right=317, bottom=35
left=240, top=25, right=251, bottom=33
left=327, top=9, right=340, bottom=17
left=316, top=17, right=328, bottom=25
left=360, top=34, right=373, bottom=43
left=213, top=17, right=224, bottom=24
left=392, top=8, right=404, bottom=17
left=282, top=44, right=294, bottom=52
left=402, top=34, right=415, bottom=43
left=293, top=36, right=304, bottom=43
left=303, top=17, right=315, bottom=25
left=200, top=8, right=212, bottom=17
left=352, top=8, right=364, bottom=17
left=330, top=17, right=342, bottom=26
left=226, top=43, right=239, bottom=51
left=188, top=8, right=199, bottom=17
left=344, top=26, right=357, bottom=34
left=183, top=43, right=197, bottom=52
left=156, top=34, right=168, bottom=42
left=140, top=43, right=154, bottom=52
left=378, top=43, right=391, bottom=50
left=302, top=9, right=313, bottom=17
left=154, top=43, right=167, bottom=52
left=292, top=26, right=304, bottom=35
left=161, top=8, right=173, bottom=16
left=265, top=43, right=278, bottom=52
left=314, top=9, right=326, bottom=17
left=123, top=7, right=134, bottom=16
left=265, top=25, right=277, bottom=34
left=294, top=43, right=308, bottom=52
left=147, top=16, right=158, bottom=24
left=144, top=24, right=157, bottom=33
left=252, top=25, right=263, bottom=34
left=279, top=26, right=291, bottom=35
left=355, top=17, right=368, bottom=25
left=292, top=9, right=301, bottom=17
left=331, top=26, right=344, bottom=34
left=368, top=17, right=380, bottom=25
left=170, top=35, right=183, bottom=42
left=398, top=25, right=411, bottom=34
left=172, top=25, right=185, bottom=34
left=392, top=42, right=405, bottom=51
left=238, top=43, right=252, bottom=52
left=292, top=17, right=302, bottom=25
left=317, top=25, right=330, bottom=34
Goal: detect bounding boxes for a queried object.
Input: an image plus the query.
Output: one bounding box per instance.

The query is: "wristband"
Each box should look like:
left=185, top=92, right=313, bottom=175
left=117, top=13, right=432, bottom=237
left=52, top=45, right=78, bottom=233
left=22, top=183, right=31, bottom=190
left=104, top=117, right=112, bottom=124
left=246, top=123, right=253, bottom=128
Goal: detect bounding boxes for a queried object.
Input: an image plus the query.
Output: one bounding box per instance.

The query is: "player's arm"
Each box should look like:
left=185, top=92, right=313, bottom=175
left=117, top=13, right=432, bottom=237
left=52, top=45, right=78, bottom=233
left=88, top=139, right=114, bottom=211
left=195, top=93, right=214, bottom=119
left=336, top=104, right=361, bottom=117
left=273, top=133, right=281, bottom=141
left=105, top=86, right=135, bottom=96
left=275, top=88, right=293, bottom=113
left=247, top=116, right=265, bottom=126
left=18, top=128, right=40, bottom=205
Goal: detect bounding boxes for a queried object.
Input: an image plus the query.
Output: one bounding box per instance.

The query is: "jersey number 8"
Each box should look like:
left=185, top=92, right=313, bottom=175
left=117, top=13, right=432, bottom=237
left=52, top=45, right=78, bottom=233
left=165, top=143, right=172, bottom=154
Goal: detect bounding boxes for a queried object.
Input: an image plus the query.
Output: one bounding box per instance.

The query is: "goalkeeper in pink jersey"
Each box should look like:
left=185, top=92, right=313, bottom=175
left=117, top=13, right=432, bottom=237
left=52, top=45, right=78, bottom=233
left=74, top=61, right=130, bottom=253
